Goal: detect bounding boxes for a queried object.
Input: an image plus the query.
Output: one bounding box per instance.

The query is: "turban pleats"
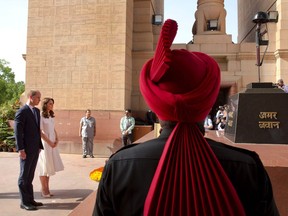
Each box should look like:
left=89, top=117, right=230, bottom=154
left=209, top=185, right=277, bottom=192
left=144, top=123, right=246, bottom=216
left=150, top=19, right=177, bottom=83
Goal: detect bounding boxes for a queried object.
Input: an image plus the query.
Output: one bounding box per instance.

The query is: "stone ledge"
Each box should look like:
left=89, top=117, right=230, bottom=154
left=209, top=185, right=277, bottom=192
left=68, top=191, right=96, bottom=216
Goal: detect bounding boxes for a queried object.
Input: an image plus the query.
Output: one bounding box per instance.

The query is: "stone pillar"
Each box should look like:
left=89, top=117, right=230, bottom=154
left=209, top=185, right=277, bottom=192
left=275, top=0, right=288, bottom=82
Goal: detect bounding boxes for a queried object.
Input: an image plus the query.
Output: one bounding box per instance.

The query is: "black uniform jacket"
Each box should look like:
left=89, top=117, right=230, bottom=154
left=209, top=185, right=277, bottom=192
left=93, top=128, right=279, bottom=216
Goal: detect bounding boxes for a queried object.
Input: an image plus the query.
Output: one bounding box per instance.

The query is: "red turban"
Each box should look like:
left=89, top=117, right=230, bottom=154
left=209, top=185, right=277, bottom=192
left=140, top=19, right=245, bottom=215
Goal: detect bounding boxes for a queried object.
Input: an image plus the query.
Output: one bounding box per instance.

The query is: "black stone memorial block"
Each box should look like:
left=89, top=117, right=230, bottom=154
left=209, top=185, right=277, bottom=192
left=224, top=83, right=288, bottom=144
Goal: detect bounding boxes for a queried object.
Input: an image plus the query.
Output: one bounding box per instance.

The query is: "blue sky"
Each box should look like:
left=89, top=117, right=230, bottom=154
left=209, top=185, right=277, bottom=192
left=0, top=0, right=237, bottom=82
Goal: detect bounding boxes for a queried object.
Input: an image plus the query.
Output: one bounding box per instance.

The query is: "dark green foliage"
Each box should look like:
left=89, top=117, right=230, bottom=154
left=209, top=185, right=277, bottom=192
left=0, top=59, right=25, bottom=151
left=0, top=59, right=25, bottom=105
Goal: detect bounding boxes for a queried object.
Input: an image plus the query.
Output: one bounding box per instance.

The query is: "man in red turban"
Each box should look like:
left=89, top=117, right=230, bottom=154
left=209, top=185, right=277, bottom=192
left=93, top=19, right=279, bottom=216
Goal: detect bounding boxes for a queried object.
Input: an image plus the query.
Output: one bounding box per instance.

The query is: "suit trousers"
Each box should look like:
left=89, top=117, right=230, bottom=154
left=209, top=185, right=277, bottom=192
left=18, top=151, right=39, bottom=204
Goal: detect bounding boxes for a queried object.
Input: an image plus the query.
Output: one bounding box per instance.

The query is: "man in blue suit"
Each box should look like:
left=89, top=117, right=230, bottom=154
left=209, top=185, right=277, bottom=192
left=14, top=90, right=44, bottom=211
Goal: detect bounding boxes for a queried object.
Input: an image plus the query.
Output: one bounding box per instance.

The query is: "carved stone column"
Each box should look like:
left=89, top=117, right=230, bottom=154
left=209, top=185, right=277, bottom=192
left=193, top=0, right=226, bottom=35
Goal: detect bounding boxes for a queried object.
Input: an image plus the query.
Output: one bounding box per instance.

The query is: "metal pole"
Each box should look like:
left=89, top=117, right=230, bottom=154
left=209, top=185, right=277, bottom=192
left=255, top=23, right=261, bottom=82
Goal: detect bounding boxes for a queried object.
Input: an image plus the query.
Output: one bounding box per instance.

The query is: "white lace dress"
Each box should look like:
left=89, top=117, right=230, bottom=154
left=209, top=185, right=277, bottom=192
left=38, top=116, right=64, bottom=176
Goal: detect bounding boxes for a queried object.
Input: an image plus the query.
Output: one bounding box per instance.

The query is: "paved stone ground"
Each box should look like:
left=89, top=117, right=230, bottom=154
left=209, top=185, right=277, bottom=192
left=0, top=152, right=107, bottom=216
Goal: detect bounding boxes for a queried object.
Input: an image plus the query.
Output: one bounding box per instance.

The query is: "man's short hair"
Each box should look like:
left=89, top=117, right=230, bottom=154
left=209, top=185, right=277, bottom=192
left=125, top=109, right=132, bottom=113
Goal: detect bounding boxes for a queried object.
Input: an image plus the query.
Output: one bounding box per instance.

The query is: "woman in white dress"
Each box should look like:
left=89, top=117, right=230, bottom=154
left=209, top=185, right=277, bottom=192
left=37, top=98, right=64, bottom=197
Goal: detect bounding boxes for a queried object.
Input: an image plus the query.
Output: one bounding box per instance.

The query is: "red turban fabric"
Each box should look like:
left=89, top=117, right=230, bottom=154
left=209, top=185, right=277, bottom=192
left=140, top=19, right=245, bottom=215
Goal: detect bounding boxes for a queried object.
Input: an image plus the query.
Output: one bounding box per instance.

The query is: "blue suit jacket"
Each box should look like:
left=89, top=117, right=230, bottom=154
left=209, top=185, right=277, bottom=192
left=14, top=104, right=43, bottom=153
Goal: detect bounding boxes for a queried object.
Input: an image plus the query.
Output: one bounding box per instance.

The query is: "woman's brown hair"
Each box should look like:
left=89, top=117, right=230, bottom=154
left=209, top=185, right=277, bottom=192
left=41, top=98, right=55, bottom=118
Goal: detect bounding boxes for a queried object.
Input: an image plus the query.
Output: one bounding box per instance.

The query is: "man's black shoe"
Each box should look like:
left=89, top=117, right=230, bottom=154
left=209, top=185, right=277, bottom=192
left=20, top=204, right=37, bottom=211
left=30, top=201, right=43, bottom=206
